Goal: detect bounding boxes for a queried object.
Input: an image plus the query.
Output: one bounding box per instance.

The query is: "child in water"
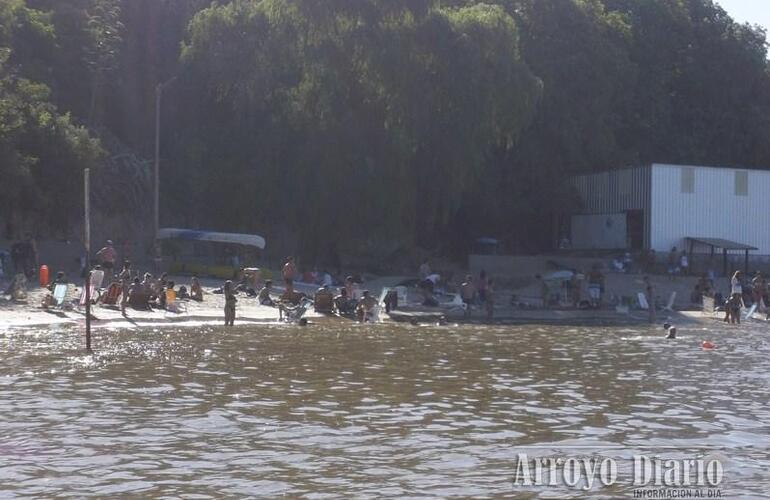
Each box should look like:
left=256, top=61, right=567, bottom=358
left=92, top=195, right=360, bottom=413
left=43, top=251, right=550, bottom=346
left=224, top=280, right=237, bottom=326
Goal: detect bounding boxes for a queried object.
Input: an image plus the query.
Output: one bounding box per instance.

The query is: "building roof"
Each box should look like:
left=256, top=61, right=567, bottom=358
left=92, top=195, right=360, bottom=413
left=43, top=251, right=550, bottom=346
left=686, top=237, right=758, bottom=251
left=573, top=163, right=770, bottom=178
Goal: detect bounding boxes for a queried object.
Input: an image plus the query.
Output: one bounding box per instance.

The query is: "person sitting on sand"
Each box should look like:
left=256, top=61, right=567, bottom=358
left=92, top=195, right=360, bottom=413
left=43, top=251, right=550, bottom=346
left=141, top=273, right=155, bottom=298
left=47, top=271, right=67, bottom=292
left=163, top=281, right=177, bottom=309
left=334, top=288, right=354, bottom=315
left=279, top=280, right=304, bottom=306
left=314, top=285, right=334, bottom=313
left=158, top=281, right=169, bottom=310
left=344, top=276, right=358, bottom=299
left=190, top=276, right=203, bottom=302
left=258, top=280, right=275, bottom=306
left=155, top=273, right=169, bottom=297
left=224, top=280, right=237, bottom=326
left=128, top=277, right=150, bottom=310
left=356, top=290, right=378, bottom=323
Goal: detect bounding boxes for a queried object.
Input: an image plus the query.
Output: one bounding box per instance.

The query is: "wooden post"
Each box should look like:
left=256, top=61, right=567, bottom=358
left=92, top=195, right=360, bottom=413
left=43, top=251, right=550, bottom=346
left=154, top=84, right=161, bottom=243
left=84, top=169, right=92, bottom=352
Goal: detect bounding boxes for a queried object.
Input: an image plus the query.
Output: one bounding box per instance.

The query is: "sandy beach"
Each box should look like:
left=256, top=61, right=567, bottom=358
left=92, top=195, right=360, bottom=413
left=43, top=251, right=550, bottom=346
left=0, top=273, right=727, bottom=331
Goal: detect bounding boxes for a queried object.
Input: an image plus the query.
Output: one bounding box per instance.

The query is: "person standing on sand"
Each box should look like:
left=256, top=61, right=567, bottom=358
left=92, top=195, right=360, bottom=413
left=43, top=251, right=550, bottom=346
left=486, top=279, right=495, bottom=320
left=679, top=250, right=689, bottom=277
left=282, top=257, right=296, bottom=284
left=96, top=240, right=117, bottom=278
left=587, top=267, right=604, bottom=308
left=667, top=247, right=678, bottom=281
left=118, top=260, right=132, bottom=282
left=477, top=270, right=488, bottom=304
left=644, top=276, right=656, bottom=324
left=731, top=271, right=743, bottom=297
left=752, top=272, right=766, bottom=311
left=224, top=280, right=237, bottom=326
left=120, top=278, right=130, bottom=315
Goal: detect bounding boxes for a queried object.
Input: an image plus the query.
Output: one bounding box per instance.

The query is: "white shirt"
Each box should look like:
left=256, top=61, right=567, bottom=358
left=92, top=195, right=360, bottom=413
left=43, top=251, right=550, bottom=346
left=731, top=278, right=742, bottom=295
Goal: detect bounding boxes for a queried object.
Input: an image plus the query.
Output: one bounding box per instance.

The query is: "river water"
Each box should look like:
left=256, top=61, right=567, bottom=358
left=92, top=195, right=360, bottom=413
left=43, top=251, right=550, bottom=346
left=1, top=319, right=768, bottom=498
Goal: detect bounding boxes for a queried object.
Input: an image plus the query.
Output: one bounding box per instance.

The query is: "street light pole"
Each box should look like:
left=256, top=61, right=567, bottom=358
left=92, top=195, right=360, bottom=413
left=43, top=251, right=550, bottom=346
left=154, top=76, right=176, bottom=242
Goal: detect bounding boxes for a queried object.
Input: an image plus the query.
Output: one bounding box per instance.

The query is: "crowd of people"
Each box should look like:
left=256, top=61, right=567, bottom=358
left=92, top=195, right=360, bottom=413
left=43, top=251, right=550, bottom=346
left=26, top=237, right=770, bottom=327
left=37, top=240, right=205, bottom=315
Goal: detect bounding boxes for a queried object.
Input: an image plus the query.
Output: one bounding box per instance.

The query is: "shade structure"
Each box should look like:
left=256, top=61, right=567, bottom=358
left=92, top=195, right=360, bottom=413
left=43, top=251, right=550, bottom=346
left=686, top=237, right=757, bottom=275
left=157, top=228, right=266, bottom=250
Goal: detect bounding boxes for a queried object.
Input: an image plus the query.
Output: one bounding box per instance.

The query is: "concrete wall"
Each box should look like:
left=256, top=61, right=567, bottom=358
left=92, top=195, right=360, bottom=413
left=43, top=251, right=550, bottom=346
left=469, top=255, right=610, bottom=280
left=650, top=164, right=770, bottom=254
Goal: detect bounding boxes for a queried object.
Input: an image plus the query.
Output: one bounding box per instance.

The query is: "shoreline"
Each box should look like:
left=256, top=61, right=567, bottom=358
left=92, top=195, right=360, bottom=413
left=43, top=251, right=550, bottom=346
left=0, top=274, right=734, bottom=331
left=0, top=299, right=716, bottom=331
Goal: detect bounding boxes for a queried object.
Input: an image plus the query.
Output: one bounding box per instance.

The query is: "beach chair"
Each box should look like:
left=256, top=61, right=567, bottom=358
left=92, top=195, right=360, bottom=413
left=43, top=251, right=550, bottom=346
left=637, top=292, right=650, bottom=310
left=280, top=297, right=312, bottom=323
left=52, top=284, right=68, bottom=307
left=101, top=283, right=122, bottom=306
left=702, top=295, right=722, bottom=318
left=313, top=290, right=334, bottom=313
left=442, top=293, right=466, bottom=312
left=79, top=269, right=106, bottom=306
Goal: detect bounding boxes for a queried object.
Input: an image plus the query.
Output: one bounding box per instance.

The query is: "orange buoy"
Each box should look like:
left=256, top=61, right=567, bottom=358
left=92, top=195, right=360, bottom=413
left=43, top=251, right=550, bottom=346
left=702, top=340, right=716, bottom=350
left=39, top=265, right=49, bottom=288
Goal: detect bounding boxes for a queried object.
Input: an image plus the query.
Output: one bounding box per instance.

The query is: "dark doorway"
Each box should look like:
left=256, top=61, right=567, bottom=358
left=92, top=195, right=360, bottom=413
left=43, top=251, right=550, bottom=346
left=626, top=210, right=644, bottom=250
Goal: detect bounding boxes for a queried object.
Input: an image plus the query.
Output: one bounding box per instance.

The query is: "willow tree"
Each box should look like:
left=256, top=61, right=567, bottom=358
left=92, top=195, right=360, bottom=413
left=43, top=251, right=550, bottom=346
left=177, top=0, right=540, bottom=260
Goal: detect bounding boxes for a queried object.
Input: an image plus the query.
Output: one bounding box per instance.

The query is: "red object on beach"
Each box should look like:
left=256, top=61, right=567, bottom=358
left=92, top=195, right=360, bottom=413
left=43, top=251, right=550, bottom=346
left=39, top=265, right=49, bottom=288
left=702, top=340, right=716, bottom=350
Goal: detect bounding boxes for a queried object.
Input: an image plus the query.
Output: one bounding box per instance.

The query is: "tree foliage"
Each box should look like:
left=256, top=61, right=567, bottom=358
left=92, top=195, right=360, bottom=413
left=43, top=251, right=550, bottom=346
left=0, top=0, right=103, bottom=235
left=2, top=0, right=770, bottom=258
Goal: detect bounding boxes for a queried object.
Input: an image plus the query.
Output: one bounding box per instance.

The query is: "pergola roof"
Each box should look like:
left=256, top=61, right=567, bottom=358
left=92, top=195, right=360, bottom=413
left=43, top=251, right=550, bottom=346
left=686, top=237, right=757, bottom=251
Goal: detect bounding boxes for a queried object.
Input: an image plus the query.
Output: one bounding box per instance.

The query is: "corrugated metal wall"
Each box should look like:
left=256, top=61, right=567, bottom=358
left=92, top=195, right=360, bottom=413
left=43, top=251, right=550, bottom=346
left=650, top=164, right=770, bottom=254
left=572, top=166, right=651, bottom=248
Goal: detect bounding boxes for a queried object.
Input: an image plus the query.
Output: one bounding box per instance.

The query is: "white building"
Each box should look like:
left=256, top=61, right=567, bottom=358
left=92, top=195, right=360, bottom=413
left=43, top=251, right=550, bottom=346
left=571, top=163, right=767, bottom=257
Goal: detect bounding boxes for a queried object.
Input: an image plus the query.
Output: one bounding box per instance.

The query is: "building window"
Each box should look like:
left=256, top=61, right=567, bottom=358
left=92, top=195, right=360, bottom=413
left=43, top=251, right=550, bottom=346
left=735, top=170, right=748, bottom=196
left=680, top=167, right=695, bottom=193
